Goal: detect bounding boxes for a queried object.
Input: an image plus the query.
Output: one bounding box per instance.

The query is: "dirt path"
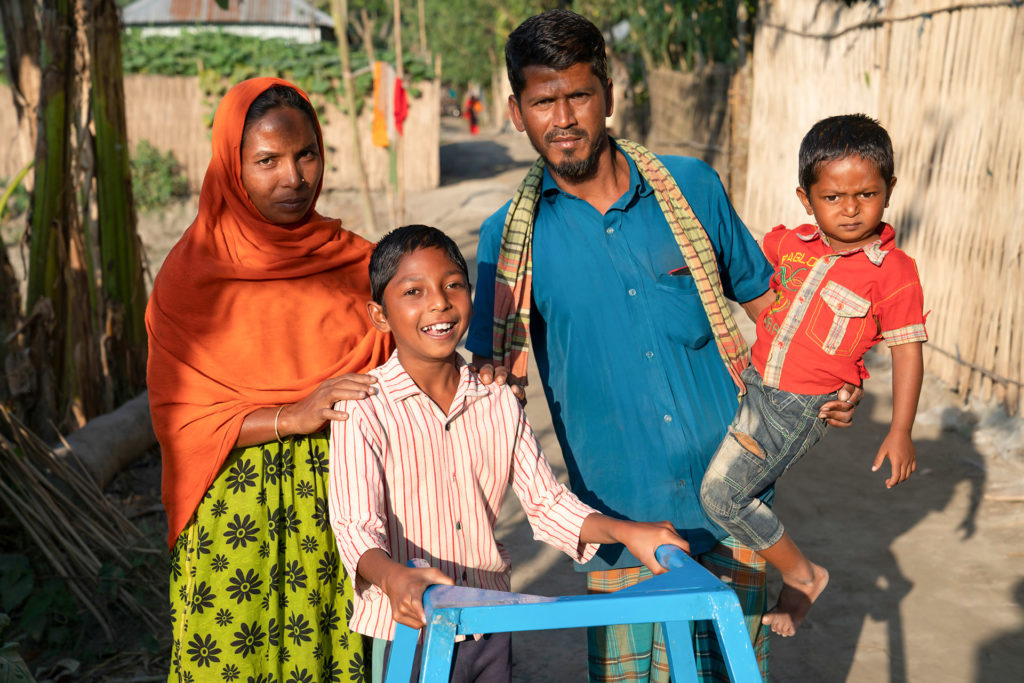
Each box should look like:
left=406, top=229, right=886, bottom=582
left=137, top=121, right=1024, bottom=682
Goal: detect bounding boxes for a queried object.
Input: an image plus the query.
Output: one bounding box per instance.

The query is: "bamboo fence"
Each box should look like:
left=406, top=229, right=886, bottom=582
left=0, top=74, right=441, bottom=193
left=744, top=0, right=1024, bottom=416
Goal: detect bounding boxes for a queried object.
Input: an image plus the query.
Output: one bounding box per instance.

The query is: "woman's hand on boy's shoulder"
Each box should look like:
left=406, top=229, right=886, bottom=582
left=280, top=373, right=379, bottom=435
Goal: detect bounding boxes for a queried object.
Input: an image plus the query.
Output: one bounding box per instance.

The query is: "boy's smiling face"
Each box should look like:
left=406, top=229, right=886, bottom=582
left=368, top=246, right=472, bottom=366
left=797, top=154, right=896, bottom=251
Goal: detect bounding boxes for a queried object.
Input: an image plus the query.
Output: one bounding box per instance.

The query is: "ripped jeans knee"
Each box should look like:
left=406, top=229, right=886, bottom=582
left=701, top=428, right=783, bottom=550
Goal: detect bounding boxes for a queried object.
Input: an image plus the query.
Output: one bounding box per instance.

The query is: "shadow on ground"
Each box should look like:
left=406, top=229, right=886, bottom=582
left=440, top=138, right=533, bottom=185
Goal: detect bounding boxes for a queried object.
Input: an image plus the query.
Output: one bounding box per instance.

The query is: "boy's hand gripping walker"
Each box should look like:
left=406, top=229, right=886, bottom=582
left=384, top=545, right=761, bottom=682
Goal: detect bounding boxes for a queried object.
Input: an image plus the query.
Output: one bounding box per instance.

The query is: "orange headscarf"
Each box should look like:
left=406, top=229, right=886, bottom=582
left=146, top=78, right=391, bottom=548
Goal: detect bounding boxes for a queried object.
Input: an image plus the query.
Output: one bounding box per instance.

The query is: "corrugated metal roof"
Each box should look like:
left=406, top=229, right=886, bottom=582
left=122, top=0, right=333, bottom=28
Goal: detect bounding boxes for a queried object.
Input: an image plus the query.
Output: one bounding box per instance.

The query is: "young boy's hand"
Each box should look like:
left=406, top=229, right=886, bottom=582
left=619, top=520, right=690, bottom=575
left=872, top=430, right=916, bottom=488
left=379, top=564, right=454, bottom=629
left=580, top=515, right=689, bottom=576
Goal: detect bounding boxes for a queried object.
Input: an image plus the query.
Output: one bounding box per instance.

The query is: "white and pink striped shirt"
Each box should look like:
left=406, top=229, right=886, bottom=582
left=328, top=351, right=599, bottom=640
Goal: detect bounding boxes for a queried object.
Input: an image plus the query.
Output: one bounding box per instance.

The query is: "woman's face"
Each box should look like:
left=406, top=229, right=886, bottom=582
left=240, top=105, right=323, bottom=225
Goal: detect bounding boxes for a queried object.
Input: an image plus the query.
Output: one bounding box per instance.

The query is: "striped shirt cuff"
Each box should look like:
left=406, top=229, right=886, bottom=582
left=883, top=323, right=928, bottom=346
left=551, top=497, right=601, bottom=565
left=334, top=526, right=389, bottom=597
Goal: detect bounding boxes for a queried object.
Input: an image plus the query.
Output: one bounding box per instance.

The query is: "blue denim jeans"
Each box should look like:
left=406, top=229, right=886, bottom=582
left=700, top=365, right=838, bottom=550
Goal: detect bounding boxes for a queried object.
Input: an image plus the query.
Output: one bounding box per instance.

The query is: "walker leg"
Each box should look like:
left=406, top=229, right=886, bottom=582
left=418, top=612, right=458, bottom=682
left=662, top=619, right=699, bottom=682
left=709, top=602, right=762, bottom=683
left=384, top=623, right=420, bottom=683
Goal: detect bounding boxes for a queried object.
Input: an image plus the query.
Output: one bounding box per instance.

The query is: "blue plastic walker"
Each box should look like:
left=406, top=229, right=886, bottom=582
left=383, top=545, right=761, bottom=682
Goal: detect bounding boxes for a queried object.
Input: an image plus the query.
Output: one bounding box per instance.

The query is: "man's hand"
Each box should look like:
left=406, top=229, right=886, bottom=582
left=873, top=430, right=916, bottom=488
left=470, top=355, right=527, bottom=405
left=817, top=383, right=863, bottom=427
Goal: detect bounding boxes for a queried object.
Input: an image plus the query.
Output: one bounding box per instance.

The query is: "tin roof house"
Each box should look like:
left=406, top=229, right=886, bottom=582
left=122, top=0, right=335, bottom=44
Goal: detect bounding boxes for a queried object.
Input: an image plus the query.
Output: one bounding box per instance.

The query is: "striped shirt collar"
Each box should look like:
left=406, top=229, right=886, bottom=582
left=375, top=350, right=490, bottom=409
left=795, top=222, right=895, bottom=266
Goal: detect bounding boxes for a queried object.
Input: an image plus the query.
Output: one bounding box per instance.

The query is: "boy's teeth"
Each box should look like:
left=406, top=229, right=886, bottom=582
left=423, top=323, right=453, bottom=332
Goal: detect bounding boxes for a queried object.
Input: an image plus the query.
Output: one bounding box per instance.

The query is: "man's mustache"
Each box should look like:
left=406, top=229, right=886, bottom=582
left=544, top=128, right=589, bottom=144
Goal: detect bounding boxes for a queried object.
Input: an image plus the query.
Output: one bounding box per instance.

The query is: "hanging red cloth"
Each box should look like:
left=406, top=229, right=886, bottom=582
left=394, top=77, right=409, bottom=135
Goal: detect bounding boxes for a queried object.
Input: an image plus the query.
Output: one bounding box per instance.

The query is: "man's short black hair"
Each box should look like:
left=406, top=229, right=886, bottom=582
left=505, top=9, right=608, bottom=101
left=369, top=225, right=469, bottom=304
left=799, top=114, right=895, bottom=192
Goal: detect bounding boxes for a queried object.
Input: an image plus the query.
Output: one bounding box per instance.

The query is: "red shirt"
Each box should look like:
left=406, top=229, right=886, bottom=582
left=329, top=352, right=598, bottom=640
left=751, top=223, right=927, bottom=394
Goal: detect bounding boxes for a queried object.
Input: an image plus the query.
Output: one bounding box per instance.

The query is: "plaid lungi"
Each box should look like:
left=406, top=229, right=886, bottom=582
left=585, top=537, right=768, bottom=682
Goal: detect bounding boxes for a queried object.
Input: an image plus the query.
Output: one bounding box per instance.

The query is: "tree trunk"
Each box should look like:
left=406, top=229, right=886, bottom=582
left=51, top=391, right=156, bottom=489
left=24, top=0, right=76, bottom=437
left=0, top=0, right=42, bottom=183
left=88, top=0, right=147, bottom=412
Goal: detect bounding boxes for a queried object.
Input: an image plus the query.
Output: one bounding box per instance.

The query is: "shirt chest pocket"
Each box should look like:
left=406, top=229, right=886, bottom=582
left=806, top=281, right=871, bottom=356
left=653, top=272, right=713, bottom=349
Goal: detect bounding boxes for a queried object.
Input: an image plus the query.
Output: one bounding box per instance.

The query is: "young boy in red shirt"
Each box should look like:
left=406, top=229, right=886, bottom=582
left=329, top=225, right=688, bottom=682
left=700, top=114, right=927, bottom=637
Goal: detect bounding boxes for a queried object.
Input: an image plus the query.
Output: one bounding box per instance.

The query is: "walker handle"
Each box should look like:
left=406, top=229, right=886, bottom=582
left=655, top=544, right=689, bottom=571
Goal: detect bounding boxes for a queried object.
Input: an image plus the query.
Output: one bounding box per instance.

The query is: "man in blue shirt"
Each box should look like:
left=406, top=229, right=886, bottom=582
left=468, top=9, right=858, bottom=682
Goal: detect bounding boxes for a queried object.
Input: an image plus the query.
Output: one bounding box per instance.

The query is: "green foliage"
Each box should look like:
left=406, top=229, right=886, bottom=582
left=130, top=140, right=189, bottom=213
left=120, top=28, right=434, bottom=113
left=0, top=173, right=30, bottom=223
left=424, top=0, right=755, bottom=91
left=426, top=0, right=556, bottom=88
left=577, top=0, right=756, bottom=69
left=0, top=553, right=78, bottom=646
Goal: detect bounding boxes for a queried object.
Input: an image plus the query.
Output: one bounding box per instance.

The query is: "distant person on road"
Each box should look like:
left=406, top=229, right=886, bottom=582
left=700, top=113, right=927, bottom=637
left=147, top=77, right=391, bottom=682
left=328, top=225, right=688, bottom=683
left=467, top=9, right=863, bottom=682
left=464, top=87, right=482, bottom=135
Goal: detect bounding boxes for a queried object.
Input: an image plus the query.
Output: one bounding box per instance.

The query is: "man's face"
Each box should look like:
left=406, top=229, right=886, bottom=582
left=509, top=62, right=612, bottom=182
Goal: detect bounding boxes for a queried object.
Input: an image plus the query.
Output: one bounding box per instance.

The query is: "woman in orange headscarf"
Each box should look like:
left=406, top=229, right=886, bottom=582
left=147, top=78, right=390, bottom=681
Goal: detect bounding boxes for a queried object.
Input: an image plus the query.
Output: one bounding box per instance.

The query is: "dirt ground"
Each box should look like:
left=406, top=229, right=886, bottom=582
left=125, top=120, right=1024, bottom=682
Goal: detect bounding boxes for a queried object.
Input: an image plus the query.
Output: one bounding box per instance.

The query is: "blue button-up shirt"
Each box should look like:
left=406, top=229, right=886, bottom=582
left=467, top=145, right=772, bottom=569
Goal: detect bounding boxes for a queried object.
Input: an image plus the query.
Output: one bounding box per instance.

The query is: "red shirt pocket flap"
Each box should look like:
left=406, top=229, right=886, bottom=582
left=820, top=281, right=870, bottom=318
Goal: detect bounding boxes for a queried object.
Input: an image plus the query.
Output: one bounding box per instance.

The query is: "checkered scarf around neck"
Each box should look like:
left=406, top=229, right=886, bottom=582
left=492, top=138, right=749, bottom=394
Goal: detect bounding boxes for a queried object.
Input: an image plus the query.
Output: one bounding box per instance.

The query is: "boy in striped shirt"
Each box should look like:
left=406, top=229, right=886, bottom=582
left=329, top=225, right=688, bottom=683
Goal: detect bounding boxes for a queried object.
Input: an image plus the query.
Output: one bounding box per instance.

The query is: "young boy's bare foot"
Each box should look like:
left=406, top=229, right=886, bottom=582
left=762, top=563, right=829, bottom=636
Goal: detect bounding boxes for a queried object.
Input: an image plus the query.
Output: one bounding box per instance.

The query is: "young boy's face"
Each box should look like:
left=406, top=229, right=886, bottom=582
left=796, top=154, right=896, bottom=251
left=368, top=246, right=472, bottom=365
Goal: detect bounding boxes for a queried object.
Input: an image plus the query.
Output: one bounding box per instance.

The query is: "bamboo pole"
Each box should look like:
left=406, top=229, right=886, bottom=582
left=330, top=0, right=379, bottom=235
left=393, top=0, right=406, bottom=226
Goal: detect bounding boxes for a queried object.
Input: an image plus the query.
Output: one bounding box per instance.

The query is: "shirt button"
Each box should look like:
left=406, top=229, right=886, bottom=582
left=445, top=423, right=450, bottom=431
left=645, top=351, right=654, bottom=359
left=663, top=414, right=672, bottom=424
left=455, top=521, right=462, bottom=530
left=628, top=288, right=637, bottom=297
left=606, top=227, right=614, bottom=235
left=678, top=480, right=686, bottom=488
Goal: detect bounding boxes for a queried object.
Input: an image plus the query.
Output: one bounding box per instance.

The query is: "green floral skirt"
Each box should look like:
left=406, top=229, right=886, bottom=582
left=168, top=432, right=367, bottom=682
